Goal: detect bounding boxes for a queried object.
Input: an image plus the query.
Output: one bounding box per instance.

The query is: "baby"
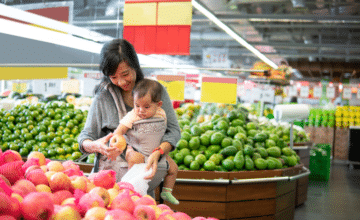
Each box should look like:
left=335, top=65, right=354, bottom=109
left=110, top=78, right=179, bottom=205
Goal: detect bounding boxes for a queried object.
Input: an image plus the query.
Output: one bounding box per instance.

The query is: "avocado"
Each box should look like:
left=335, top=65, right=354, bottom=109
left=220, top=146, right=238, bottom=157
left=267, top=147, right=281, bottom=158
left=244, top=155, right=255, bottom=170
left=254, top=158, right=267, bottom=170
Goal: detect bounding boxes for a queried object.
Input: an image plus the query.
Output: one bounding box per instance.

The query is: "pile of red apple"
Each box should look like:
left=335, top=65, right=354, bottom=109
left=0, top=149, right=218, bottom=220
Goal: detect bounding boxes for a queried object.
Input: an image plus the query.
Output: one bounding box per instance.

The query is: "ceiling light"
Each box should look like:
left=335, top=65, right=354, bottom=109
left=0, top=4, right=113, bottom=42
left=192, top=0, right=278, bottom=69
left=0, top=18, right=103, bottom=54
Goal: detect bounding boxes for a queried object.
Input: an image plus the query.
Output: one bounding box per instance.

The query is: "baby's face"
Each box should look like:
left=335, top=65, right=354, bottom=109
left=134, top=93, right=160, bottom=119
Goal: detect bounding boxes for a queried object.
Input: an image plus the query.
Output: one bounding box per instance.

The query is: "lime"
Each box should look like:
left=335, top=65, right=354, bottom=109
left=41, top=151, right=49, bottom=158
left=174, top=152, right=185, bottom=164
left=72, top=143, right=80, bottom=152
left=204, top=150, right=214, bottom=159
left=178, top=165, right=187, bottom=170
left=9, top=143, right=19, bottom=151
left=199, top=145, right=207, bottom=152
left=199, top=134, right=210, bottom=146
left=195, top=154, right=207, bottom=166
left=65, top=154, right=73, bottom=160
left=189, top=160, right=200, bottom=170
left=180, top=131, right=192, bottom=142
left=210, top=132, right=225, bottom=145
left=179, top=148, right=191, bottom=157
left=72, top=152, right=82, bottom=160
left=203, top=160, right=216, bottom=171
left=57, top=155, right=66, bottom=160
left=183, top=155, right=194, bottom=167
left=176, top=139, right=188, bottom=150
left=190, top=125, right=203, bottom=137
left=56, top=148, right=65, bottom=155
left=48, top=149, right=57, bottom=157
left=32, top=145, right=40, bottom=152
left=19, top=148, right=29, bottom=157
left=221, top=137, right=233, bottom=148
left=191, top=150, right=201, bottom=157
left=189, top=137, right=200, bottom=150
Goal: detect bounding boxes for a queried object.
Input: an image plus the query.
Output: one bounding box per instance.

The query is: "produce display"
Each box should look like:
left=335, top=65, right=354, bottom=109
left=0, top=150, right=218, bottom=220
left=307, top=108, right=335, bottom=127
left=335, top=106, right=360, bottom=127
left=172, top=103, right=307, bottom=171
left=0, top=101, right=87, bottom=161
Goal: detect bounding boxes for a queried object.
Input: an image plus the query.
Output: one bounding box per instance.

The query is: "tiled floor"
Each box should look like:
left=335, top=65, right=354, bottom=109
left=294, top=162, right=360, bottom=220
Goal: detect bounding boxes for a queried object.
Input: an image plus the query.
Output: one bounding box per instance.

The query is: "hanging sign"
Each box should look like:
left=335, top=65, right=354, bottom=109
left=326, top=87, right=335, bottom=98
left=313, top=86, right=322, bottom=98
left=61, top=79, right=80, bottom=94
left=200, top=76, right=237, bottom=104
left=156, top=75, right=185, bottom=101
left=288, top=86, right=297, bottom=97
left=300, top=86, right=309, bottom=98
left=12, top=82, right=28, bottom=93
left=202, top=48, right=230, bottom=68
left=32, top=80, right=62, bottom=95
left=123, top=0, right=192, bottom=55
left=0, top=67, right=67, bottom=80
left=343, top=87, right=352, bottom=99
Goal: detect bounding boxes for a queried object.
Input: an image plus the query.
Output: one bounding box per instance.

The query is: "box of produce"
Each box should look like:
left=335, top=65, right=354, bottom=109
left=171, top=103, right=307, bottom=179
left=0, top=101, right=87, bottom=161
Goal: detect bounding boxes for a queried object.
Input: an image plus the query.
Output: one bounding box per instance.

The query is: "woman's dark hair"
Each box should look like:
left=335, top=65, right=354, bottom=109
left=95, top=39, right=144, bottom=94
left=133, top=79, right=163, bottom=103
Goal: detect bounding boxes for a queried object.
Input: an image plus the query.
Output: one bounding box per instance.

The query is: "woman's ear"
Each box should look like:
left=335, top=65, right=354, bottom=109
left=157, top=101, right=163, bottom=108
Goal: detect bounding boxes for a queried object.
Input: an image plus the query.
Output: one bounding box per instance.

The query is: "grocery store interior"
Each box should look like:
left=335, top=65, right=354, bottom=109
left=1, top=0, right=360, bottom=219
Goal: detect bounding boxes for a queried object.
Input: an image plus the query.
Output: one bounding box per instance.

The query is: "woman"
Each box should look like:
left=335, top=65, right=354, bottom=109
left=78, top=39, right=181, bottom=196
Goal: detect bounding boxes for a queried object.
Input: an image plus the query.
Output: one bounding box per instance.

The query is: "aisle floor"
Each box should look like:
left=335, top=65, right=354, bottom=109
left=294, top=163, right=360, bottom=220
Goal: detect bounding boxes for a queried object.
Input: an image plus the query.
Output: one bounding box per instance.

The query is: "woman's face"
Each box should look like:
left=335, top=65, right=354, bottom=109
left=109, top=61, right=136, bottom=91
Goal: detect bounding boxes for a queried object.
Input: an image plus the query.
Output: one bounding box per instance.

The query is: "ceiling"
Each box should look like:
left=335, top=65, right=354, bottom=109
left=3, top=0, right=360, bottom=81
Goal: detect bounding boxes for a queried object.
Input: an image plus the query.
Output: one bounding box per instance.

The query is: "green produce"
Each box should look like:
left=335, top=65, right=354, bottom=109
left=245, top=155, right=255, bottom=170
left=221, top=158, right=235, bottom=171
left=220, top=145, right=238, bottom=157
left=267, top=147, right=281, bottom=158
left=281, top=147, right=293, bottom=156
left=255, top=147, right=268, bottom=158
left=266, top=158, right=276, bottom=170
left=243, top=145, right=254, bottom=156
left=254, top=158, right=267, bottom=170
left=252, top=152, right=262, bottom=161
left=234, top=152, right=245, bottom=170
left=253, top=133, right=267, bottom=142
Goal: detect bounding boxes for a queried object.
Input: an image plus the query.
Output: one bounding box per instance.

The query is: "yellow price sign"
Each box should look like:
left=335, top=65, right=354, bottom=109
left=12, top=82, right=28, bottom=93
left=200, top=76, right=237, bottom=104
left=156, top=75, right=185, bottom=101
left=0, top=67, right=67, bottom=80
left=61, top=79, right=80, bottom=94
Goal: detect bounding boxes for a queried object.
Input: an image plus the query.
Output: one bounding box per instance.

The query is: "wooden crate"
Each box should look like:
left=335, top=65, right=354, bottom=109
left=156, top=165, right=304, bottom=220
left=295, top=175, right=309, bottom=207
left=334, top=128, right=349, bottom=160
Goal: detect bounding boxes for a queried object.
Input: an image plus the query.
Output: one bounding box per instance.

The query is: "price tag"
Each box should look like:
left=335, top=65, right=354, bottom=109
left=300, top=86, right=309, bottom=98
left=61, top=79, right=80, bottom=94
left=343, top=87, right=352, bottom=99
left=201, top=76, right=237, bottom=104
left=32, top=80, right=62, bottom=95
left=156, top=75, right=185, bottom=101
left=313, top=86, right=322, bottom=98
left=260, top=86, right=275, bottom=103
left=288, top=86, right=297, bottom=97
left=326, top=87, right=335, bottom=98
left=12, top=82, right=27, bottom=93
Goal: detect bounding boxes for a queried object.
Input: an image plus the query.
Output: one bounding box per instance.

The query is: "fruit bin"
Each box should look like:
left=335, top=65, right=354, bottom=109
left=155, top=164, right=310, bottom=220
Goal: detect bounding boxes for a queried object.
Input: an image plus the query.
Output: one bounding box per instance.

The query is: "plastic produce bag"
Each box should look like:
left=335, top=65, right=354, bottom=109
left=121, top=163, right=153, bottom=196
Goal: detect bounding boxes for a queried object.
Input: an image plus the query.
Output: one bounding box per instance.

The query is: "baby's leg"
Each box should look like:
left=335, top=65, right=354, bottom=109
left=161, top=155, right=179, bottom=205
left=126, top=146, right=145, bottom=169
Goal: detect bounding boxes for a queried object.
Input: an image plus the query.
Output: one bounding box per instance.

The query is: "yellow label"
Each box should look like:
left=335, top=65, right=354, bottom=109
left=201, top=82, right=237, bottom=104
left=0, top=67, right=67, bottom=80
left=157, top=2, right=192, bottom=25
left=158, top=80, right=185, bottom=101
left=12, top=83, right=27, bottom=93
left=124, top=3, right=157, bottom=26
left=61, top=79, right=80, bottom=94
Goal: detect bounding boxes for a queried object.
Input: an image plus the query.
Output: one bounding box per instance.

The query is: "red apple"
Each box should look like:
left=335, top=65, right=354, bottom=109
left=52, top=190, right=73, bottom=205
left=26, top=169, right=49, bottom=186
left=104, top=210, right=136, bottom=220
left=110, top=189, right=135, bottom=214
left=21, top=192, right=54, bottom=220
left=134, top=196, right=156, bottom=206
left=11, top=179, right=36, bottom=197
left=89, top=187, right=110, bottom=207
left=78, top=193, right=105, bottom=216
left=134, top=205, right=156, bottom=220
left=71, top=176, right=87, bottom=193
left=84, top=207, right=107, bottom=220
left=52, top=205, right=81, bottom=220
left=49, top=172, right=72, bottom=192
left=171, top=212, right=192, bottom=220
left=0, top=150, right=22, bottom=166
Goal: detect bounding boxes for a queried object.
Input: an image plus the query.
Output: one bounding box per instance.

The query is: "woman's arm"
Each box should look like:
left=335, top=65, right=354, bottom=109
left=159, top=85, right=181, bottom=150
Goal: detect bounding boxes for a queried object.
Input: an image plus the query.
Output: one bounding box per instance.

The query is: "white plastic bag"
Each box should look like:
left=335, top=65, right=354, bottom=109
left=120, top=163, right=153, bottom=196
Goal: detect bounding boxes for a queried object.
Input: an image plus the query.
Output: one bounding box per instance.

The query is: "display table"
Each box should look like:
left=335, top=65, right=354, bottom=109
left=156, top=165, right=309, bottom=220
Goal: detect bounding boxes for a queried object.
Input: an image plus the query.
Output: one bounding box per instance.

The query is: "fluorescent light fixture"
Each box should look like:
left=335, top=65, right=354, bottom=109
left=0, top=3, right=113, bottom=42
left=0, top=18, right=103, bottom=54
left=192, top=0, right=278, bottom=69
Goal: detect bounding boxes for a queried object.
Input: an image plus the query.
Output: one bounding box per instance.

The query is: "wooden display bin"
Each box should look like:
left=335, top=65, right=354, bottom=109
left=156, top=165, right=307, bottom=220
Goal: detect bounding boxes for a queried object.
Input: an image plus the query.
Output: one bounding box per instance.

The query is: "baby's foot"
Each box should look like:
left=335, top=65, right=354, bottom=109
left=161, top=191, right=179, bottom=205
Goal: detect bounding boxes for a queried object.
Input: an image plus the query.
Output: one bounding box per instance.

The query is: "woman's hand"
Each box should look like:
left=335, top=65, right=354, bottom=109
left=91, top=133, right=121, bottom=161
left=144, top=150, right=161, bottom=180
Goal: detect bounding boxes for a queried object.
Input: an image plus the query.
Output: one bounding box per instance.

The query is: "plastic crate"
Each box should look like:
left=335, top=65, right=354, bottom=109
left=309, top=144, right=331, bottom=181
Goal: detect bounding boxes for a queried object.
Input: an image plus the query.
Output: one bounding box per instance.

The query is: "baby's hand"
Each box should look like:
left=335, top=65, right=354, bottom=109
left=126, top=147, right=145, bottom=169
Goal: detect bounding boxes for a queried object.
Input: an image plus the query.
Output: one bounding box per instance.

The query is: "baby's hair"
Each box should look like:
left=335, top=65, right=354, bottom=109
left=133, top=78, right=163, bottom=102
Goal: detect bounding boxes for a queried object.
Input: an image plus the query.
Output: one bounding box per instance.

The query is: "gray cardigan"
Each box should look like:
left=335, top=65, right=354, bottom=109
left=78, top=82, right=181, bottom=158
